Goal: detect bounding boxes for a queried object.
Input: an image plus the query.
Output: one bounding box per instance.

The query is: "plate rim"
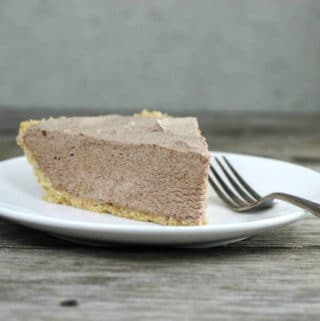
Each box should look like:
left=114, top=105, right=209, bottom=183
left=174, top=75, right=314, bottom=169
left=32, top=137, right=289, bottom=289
left=0, top=201, right=308, bottom=233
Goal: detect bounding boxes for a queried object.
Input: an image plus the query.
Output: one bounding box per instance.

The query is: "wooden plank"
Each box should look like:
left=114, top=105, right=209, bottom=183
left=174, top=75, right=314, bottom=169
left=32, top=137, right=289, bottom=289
left=0, top=246, right=320, bottom=321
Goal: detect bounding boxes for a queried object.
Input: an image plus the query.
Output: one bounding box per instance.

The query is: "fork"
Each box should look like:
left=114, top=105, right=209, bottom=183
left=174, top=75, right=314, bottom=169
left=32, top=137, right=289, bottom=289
left=209, top=156, right=320, bottom=218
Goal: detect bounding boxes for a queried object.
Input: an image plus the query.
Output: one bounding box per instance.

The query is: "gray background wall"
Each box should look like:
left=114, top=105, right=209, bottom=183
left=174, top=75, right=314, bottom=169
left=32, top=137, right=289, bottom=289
left=0, top=0, right=319, bottom=113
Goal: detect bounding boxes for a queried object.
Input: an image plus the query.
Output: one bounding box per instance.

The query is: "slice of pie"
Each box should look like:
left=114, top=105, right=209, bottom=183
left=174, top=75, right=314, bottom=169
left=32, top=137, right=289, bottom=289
left=17, top=112, right=210, bottom=226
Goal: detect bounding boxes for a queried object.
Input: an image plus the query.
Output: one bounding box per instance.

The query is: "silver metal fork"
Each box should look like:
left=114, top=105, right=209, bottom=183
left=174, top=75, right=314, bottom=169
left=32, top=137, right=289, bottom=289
left=209, top=156, right=320, bottom=218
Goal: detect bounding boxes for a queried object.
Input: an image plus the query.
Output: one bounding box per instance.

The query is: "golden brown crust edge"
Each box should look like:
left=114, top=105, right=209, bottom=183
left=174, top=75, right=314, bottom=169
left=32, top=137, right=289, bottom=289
left=17, top=115, right=207, bottom=226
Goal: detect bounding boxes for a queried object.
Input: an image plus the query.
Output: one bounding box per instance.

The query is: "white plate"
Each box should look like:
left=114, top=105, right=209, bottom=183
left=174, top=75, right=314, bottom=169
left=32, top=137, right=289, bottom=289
left=0, top=152, right=317, bottom=247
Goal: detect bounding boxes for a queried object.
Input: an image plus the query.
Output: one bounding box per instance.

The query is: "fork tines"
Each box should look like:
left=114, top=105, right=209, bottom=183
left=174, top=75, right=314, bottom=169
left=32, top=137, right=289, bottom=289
left=209, top=156, right=262, bottom=210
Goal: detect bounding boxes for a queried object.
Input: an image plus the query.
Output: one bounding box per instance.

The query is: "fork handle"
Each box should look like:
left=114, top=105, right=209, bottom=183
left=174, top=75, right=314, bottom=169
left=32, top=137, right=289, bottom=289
left=265, top=193, right=320, bottom=218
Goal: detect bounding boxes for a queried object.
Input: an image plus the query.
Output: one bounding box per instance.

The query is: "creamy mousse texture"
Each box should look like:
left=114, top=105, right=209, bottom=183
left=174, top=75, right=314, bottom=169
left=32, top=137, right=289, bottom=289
left=17, top=113, right=210, bottom=225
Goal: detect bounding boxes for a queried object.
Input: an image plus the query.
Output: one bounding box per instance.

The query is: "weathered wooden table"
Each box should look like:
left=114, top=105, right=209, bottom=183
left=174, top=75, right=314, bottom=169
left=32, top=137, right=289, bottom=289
left=1, top=110, right=320, bottom=321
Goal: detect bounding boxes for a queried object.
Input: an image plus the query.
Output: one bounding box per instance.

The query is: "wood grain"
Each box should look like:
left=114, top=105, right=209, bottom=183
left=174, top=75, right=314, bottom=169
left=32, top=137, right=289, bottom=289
left=1, top=111, right=320, bottom=320
left=0, top=246, right=320, bottom=321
